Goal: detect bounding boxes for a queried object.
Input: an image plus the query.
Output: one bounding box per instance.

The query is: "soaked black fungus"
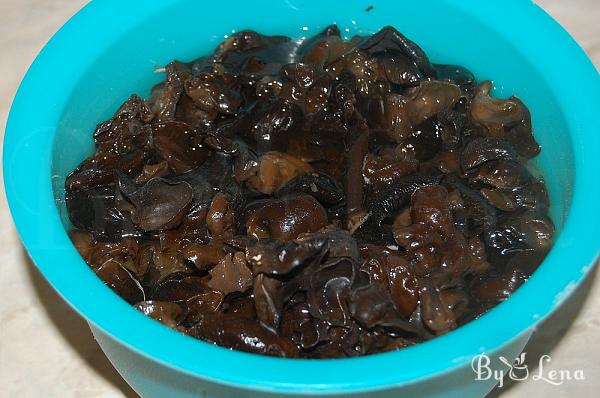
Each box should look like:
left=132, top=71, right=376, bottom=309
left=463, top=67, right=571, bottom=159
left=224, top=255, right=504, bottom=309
left=66, top=25, right=552, bottom=358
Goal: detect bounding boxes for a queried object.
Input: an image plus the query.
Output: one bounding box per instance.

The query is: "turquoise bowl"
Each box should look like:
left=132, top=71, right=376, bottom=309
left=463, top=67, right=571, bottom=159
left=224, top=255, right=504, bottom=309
left=4, top=0, right=600, bottom=397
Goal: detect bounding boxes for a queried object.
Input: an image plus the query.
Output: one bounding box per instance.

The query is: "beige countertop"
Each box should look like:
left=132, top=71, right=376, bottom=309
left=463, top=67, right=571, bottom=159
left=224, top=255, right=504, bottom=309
left=0, top=1, right=598, bottom=397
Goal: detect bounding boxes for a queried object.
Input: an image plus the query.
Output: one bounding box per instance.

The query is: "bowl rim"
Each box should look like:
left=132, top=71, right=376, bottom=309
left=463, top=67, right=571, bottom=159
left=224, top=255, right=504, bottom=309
left=4, top=0, right=600, bottom=393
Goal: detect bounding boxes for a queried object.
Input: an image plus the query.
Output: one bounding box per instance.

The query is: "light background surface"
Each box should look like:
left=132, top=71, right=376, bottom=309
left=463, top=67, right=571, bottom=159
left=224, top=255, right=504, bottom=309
left=0, top=1, right=598, bottom=397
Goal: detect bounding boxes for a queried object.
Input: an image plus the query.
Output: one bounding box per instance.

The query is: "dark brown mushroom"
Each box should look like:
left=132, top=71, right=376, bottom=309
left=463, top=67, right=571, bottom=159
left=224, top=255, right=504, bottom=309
left=206, top=193, right=234, bottom=239
left=470, top=81, right=540, bottom=158
left=134, top=161, right=170, bottom=184
left=207, top=252, right=253, bottom=295
left=358, top=26, right=435, bottom=77
left=275, top=172, right=344, bottom=205
left=357, top=173, right=442, bottom=242
left=185, top=290, right=225, bottom=323
left=246, top=98, right=303, bottom=152
left=184, top=73, right=241, bottom=115
left=253, top=273, right=284, bottom=330
left=117, top=176, right=193, bottom=232
left=93, top=94, right=153, bottom=155
left=246, top=238, right=326, bottom=275
left=150, top=61, right=188, bottom=122
left=152, top=275, right=208, bottom=303
left=152, top=121, right=210, bottom=174
left=245, top=195, right=328, bottom=241
left=486, top=210, right=554, bottom=255
left=134, top=300, right=185, bottom=328
left=345, top=131, right=369, bottom=223
left=248, top=151, right=313, bottom=194
left=360, top=244, right=419, bottom=317
left=419, top=280, right=457, bottom=334
left=407, top=81, right=461, bottom=128
left=95, top=259, right=145, bottom=304
left=280, top=300, right=321, bottom=350
left=349, top=282, right=417, bottom=333
left=188, top=312, right=300, bottom=357
left=363, top=152, right=419, bottom=195
left=433, top=64, right=475, bottom=89
left=460, top=137, right=518, bottom=173
left=307, top=258, right=358, bottom=327
left=471, top=159, right=531, bottom=189
left=181, top=243, right=227, bottom=271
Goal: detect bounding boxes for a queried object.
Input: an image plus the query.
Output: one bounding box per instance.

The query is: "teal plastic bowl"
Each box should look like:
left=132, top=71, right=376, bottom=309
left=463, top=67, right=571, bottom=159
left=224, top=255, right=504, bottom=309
left=4, top=0, right=600, bottom=397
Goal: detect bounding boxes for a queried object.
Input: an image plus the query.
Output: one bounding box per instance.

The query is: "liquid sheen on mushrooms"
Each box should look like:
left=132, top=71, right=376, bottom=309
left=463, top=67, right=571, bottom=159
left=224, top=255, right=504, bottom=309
left=66, top=25, right=553, bottom=358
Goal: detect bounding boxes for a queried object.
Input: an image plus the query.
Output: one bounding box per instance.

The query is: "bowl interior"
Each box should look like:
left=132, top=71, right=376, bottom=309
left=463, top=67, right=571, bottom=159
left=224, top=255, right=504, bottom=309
left=7, top=0, right=598, bottom=393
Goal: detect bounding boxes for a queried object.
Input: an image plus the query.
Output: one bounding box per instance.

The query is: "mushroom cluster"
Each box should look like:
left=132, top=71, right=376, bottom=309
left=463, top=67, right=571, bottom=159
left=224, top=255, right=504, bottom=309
left=66, top=26, right=554, bottom=358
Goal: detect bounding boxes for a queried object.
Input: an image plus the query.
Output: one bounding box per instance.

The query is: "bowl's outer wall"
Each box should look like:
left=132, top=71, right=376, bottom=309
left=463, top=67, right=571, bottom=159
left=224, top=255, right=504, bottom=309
left=4, top=0, right=600, bottom=396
